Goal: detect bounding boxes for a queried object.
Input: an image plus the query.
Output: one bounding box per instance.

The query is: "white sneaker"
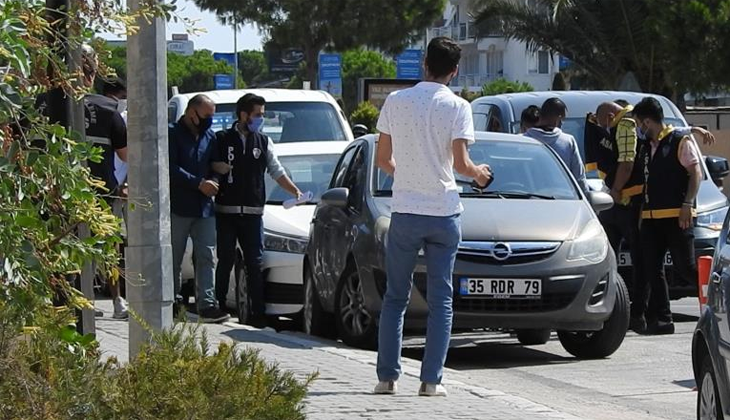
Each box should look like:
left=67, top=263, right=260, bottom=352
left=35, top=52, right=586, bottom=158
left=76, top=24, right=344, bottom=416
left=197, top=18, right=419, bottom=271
left=419, top=383, right=448, bottom=397
left=113, top=297, right=129, bottom=319
left=373, top=380, right=398, bottom=395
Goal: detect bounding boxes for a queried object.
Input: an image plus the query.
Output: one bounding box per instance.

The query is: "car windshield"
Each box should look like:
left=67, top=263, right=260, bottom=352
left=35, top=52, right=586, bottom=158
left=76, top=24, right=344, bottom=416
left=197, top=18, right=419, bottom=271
left=375, top=140, right=580, bottom=200
left=509, top=116, right=685, bottom=178
left=266, top=154, right=340, bottom=205
left=210, top=101, right=348, bottom=143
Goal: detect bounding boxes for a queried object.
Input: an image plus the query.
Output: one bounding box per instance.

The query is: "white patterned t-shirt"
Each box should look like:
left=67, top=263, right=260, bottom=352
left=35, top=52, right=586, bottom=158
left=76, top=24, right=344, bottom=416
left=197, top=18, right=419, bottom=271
left=376, top=81, right=475, bottom=217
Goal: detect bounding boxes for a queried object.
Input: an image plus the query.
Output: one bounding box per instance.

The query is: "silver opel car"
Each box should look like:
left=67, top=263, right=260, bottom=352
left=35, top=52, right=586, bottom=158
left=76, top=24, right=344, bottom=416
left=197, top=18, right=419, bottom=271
left=303, top=132, right=630, bottom=359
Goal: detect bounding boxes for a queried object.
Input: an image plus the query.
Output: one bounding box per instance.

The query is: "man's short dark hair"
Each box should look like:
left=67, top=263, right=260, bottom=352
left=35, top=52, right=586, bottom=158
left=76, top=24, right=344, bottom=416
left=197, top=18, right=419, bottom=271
left=236, top=93, right=266, bottom=117
left=540, top=97, right=567, bottom=119
left=187, top=94, right=213, bottom=110
left=633, top=97, right=664, bottom=123
left=425, top=37, right=461, bottom=78
left=614, top=99, right=630, bottom=107
left=521, top=105, right=540, bottom=127
left=102, top=77, right=126, bottom=97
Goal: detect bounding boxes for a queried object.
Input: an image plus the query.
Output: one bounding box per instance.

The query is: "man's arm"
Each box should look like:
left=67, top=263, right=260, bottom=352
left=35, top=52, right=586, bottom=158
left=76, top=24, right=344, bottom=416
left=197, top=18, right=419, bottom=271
left=267, top=137, right=302, bottom=198
left=679, top=137, right=702, bottom=229
left=168, top=128, right=205, bottom=191
left=569, top=139, right=588, bottom=193
left=110, top=111, right=128, bottom=162
left=376, top=132, right=396, bottom=176
left=610, top=119, right=637, bottom=201
left=675, top=126, right=716, bottom=145
left=453, top=139, right=491, bottom=186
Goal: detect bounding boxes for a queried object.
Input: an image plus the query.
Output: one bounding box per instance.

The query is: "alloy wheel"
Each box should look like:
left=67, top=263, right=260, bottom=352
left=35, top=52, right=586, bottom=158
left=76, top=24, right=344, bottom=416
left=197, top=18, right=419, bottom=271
left=700, top=371, right=719, bottom=420
left=339, top=271, right=371, bottom=337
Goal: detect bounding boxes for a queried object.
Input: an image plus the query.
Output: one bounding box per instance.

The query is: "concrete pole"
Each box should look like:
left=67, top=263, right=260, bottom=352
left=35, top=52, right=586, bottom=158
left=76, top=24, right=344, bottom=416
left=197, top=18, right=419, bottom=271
left=126, top=0, right=173, bottom=356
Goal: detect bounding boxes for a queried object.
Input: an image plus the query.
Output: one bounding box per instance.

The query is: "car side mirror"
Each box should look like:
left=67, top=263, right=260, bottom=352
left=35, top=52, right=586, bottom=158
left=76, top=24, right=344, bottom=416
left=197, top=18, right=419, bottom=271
left=352, top=124, right=368, bottom=138
left=587, top=191, right=614, bottom=213
left=706, top=155, right=729, bottom=187
left=321, top=188, right=349, bottom=208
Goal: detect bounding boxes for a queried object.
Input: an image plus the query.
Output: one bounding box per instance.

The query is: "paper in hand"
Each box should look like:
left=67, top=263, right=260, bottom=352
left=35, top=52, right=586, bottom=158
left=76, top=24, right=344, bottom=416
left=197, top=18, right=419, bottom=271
left=283, top=191, right=314, bottom=209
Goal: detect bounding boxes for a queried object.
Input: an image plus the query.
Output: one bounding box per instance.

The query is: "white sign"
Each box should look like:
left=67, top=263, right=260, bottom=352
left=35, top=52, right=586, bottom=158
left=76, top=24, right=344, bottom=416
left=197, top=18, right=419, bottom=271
left=167, top=40, right=194, bottom=56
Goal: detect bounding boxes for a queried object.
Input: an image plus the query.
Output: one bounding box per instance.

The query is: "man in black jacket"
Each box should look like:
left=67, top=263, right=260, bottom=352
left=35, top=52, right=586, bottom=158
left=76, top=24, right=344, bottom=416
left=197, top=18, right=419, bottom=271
left=212, top=93, right=302, bottom=327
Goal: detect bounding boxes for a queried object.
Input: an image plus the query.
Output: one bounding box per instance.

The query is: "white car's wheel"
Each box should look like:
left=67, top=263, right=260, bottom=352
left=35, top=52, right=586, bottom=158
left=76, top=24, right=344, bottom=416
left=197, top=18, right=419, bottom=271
left=698, top=355, right=725, bottom=420
left=235, top=257, right=251, bottom=325
left=302, top=262, right=335, bottom=338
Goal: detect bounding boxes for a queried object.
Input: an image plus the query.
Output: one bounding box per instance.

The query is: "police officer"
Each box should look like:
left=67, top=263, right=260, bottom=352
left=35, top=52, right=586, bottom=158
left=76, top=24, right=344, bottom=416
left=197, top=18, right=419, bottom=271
left=584, top=101, right=644, bottom=300
left=631, top=97, right=703, bottom=335
left=213, top=93, right=303, bottom=327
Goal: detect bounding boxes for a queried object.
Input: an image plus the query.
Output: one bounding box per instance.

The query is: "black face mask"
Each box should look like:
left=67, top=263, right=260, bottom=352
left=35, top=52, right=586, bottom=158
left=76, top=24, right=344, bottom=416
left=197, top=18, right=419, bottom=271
left=194, top=110, right=213, bottom=132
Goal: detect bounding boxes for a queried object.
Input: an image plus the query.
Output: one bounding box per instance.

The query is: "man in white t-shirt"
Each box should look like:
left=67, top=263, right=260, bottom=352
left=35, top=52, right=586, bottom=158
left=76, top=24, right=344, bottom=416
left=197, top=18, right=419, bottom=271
left=374, top=37, right=492, bottom=397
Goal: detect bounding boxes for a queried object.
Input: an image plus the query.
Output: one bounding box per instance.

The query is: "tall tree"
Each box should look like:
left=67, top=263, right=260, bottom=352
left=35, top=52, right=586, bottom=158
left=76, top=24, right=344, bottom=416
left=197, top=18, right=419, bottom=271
left=193, top=0, right=445, bottom=86
left=342, top=48, right=396, bottom=114
left=474, top=0, right=730, bottom=104
left=237, top=50, right=269, bottom=86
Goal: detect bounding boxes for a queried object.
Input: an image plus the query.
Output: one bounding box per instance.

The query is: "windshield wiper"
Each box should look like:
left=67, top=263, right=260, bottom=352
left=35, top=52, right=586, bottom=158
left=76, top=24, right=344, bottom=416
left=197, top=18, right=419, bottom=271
left=460, top=191, right=507, bottom=198
left=491, top=191, right=557, bottom=200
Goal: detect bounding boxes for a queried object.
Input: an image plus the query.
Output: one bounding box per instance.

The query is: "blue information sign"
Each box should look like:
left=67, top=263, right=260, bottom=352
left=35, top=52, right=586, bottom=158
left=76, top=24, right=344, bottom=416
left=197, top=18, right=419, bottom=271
left=213, top=52, right=237, bottom=67
left=214, top=74, right=234, bottom=90
left=319, top=53, right=342, bottom=97
left=396, top=49, right=423, bottom=79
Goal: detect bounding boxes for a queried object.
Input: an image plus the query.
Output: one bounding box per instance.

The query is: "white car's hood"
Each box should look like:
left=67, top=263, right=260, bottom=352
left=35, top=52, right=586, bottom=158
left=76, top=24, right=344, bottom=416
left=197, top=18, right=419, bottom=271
left=263, top=204, right=316, bottom=238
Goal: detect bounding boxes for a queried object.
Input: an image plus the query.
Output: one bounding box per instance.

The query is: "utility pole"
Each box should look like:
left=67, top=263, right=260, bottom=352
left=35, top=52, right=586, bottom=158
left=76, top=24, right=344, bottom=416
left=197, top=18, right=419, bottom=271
left=233, top=11, right=239, bottom=88
left=126, top=0, right=173, bottom=356
left=46, top=0, right=94, bottom=335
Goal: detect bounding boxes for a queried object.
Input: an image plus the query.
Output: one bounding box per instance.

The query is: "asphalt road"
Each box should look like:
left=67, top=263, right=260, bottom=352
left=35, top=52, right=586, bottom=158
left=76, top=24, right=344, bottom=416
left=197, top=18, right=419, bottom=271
left=399, top=297, right=701, bottom=420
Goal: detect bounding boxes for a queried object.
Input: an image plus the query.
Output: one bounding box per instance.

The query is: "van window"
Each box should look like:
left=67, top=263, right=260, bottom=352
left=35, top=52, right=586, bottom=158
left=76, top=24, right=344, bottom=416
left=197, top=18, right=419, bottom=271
left=168, top=103, right=178, bottom=124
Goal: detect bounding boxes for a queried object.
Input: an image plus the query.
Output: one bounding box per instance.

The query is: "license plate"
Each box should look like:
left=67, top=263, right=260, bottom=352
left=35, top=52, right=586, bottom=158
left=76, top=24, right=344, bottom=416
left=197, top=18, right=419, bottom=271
left=618, top=252, right=673, bottom=267
left=459, top=278, right=542, bottom=298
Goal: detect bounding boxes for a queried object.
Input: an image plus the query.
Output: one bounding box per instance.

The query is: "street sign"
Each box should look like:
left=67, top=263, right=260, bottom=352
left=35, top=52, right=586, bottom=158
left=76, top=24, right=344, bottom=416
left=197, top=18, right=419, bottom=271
left=268, top=47, right=305, bottom=74
left=396, top=49, right=423, bottom=79
left=319, top=53, right=342, bottom=97
left=172, top=33, right=189, bottom=41
left=360, top=78, right=420, bottom=110
left=559, top=56, right=571, bottom=71
left=213, top=52, right=237, bottom=67
left=214, top=74, right=234, bottom=90
left=167, top=40, right=194, bottom=56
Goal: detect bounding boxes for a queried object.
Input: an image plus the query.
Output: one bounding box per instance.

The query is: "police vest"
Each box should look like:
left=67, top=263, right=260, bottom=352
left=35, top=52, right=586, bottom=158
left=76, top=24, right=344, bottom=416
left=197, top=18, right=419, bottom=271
left=214, top=125, right=269, bottom=214
left=84, top=94, right=124, bottom=194
left=584, top=109, right=643, bottom=202
left=641, top=127, right=696, bottom=219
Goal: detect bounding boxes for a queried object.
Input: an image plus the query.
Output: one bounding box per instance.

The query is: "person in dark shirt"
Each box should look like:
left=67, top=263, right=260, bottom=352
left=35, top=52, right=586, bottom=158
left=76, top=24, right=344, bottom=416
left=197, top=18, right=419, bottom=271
left=168, top=94, right=229, bottom=323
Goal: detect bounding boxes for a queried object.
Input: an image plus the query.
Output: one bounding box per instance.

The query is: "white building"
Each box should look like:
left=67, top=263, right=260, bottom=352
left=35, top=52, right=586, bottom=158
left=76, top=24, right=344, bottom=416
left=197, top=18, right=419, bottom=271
left=426, top=0, right=560, bottom=92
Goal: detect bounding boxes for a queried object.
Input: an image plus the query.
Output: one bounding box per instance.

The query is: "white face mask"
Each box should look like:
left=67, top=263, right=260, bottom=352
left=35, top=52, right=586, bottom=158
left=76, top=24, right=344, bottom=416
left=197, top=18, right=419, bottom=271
left=117, top=99, right=127, bottom=114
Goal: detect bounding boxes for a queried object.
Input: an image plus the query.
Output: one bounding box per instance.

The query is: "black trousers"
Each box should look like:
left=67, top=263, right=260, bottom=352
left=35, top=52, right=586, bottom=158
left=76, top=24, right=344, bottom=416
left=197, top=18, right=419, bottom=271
left=598, top=202, right=642, bottom=296
left=215, top=213, right=265, bottom=317
left=632, top=217, right=697, bottom=323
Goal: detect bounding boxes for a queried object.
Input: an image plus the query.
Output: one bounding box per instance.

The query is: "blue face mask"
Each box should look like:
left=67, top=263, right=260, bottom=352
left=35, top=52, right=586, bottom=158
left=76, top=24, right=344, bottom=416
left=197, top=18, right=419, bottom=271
left=247, top=116, right=264, bottom=133
left=636, top=126, right=646, bottom=139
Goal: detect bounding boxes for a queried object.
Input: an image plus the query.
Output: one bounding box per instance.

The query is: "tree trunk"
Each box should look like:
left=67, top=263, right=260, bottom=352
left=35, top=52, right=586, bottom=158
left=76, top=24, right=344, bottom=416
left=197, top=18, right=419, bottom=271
left=305, top=47, right=319, bottom=90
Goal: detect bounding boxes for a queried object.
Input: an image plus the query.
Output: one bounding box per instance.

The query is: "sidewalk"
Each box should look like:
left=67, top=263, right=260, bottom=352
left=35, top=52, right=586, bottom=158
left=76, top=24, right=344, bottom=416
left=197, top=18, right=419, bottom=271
left=95, top=300, right=582, bottom=420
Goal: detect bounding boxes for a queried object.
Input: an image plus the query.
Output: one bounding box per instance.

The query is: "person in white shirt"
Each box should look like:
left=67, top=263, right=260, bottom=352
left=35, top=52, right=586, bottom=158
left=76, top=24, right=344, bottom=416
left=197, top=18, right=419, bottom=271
left=373, top=37, right=492, bottom=397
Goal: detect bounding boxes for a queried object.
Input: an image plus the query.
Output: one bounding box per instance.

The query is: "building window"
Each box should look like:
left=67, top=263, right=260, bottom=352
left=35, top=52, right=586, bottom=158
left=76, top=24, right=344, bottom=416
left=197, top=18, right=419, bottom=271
left=486, top=51, right=504, bottom=78
left=538, top=51, right=549, bottom=74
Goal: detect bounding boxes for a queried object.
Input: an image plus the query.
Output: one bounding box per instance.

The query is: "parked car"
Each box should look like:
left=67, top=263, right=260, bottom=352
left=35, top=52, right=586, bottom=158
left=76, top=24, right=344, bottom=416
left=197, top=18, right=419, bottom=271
left=692, top=215, right=730, bottom=420
left=304, top=132, right=630, bottom=359
left=168, top=88, right=354, bottom=143
left=472, top=91, right=730, bottom=299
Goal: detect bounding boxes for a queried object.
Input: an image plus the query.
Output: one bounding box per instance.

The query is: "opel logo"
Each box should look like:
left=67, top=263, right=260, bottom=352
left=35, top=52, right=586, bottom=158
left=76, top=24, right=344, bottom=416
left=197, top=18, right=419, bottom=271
left=492, top=242, right=512, bottom=261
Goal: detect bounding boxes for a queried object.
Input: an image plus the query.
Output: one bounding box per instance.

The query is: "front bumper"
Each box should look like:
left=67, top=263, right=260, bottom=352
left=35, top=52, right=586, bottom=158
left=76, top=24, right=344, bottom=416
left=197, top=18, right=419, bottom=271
left=262, top=250, right=304, bottom=316
left=367, top=244, right=617, bottom=331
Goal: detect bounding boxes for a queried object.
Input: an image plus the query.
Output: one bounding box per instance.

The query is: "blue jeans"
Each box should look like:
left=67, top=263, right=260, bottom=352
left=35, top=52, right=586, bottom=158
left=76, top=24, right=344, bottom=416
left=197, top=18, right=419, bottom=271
left=377, top=212, right=461, bottom=384
left=171, top=213, right=217, bottom=311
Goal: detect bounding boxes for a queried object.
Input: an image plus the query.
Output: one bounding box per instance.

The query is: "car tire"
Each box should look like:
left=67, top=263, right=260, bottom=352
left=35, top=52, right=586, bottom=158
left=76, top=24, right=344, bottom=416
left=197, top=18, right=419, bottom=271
left=516, top=329, right=551, bottom=345
left=698, top=354, right=725, bottom=420
left=557, top=273, right=630, bottom=359
left=334, top=266, right=377, bottom=350
left=235, top=256, right=252, bottom=325
left=302, top=263, right=336, bottom=338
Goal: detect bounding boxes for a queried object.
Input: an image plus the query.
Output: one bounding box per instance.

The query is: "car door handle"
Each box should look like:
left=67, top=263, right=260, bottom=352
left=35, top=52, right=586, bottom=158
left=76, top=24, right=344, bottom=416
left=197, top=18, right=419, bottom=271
left=711, top=272, right=722, bottom=284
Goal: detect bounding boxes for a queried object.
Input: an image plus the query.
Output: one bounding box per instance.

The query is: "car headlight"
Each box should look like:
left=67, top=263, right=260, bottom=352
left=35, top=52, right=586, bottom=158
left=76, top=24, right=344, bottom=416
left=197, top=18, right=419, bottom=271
left=567, top=219, right=608, bottom=263
left=264, top=231, right=309, bottom=254
left=696, top=206, right=729, bottom=231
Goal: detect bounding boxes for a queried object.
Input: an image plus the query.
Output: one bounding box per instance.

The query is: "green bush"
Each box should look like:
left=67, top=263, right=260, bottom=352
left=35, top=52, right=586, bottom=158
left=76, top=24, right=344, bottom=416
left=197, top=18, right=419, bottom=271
left=0, top=311, right=313, bottom=420
left=350, top=101, right=380, bottom=133
left=459, top=87, right=482, bottom=102
left=481, top=78, right=534, bottom=96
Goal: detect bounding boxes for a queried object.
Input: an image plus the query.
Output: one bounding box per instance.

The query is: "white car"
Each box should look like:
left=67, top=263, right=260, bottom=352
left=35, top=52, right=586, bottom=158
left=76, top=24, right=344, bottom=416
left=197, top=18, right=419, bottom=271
left=167, top=88, right=354, bottom=143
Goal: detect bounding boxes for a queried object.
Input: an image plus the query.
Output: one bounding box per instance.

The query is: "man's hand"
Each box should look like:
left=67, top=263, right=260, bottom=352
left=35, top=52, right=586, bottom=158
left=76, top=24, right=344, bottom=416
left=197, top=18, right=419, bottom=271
left=474, top=164, right=492, bottom=188
left=212, top=162, right=232, bottom=175
left=609, top=189, right=622, bottom=204
left=294, top=189, right=303, bottom=200
left=198, top=179, right=219, bottom=197
left=692, top=127, right=716, bottom=145
left=679, top=205, right=693, bottom=229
